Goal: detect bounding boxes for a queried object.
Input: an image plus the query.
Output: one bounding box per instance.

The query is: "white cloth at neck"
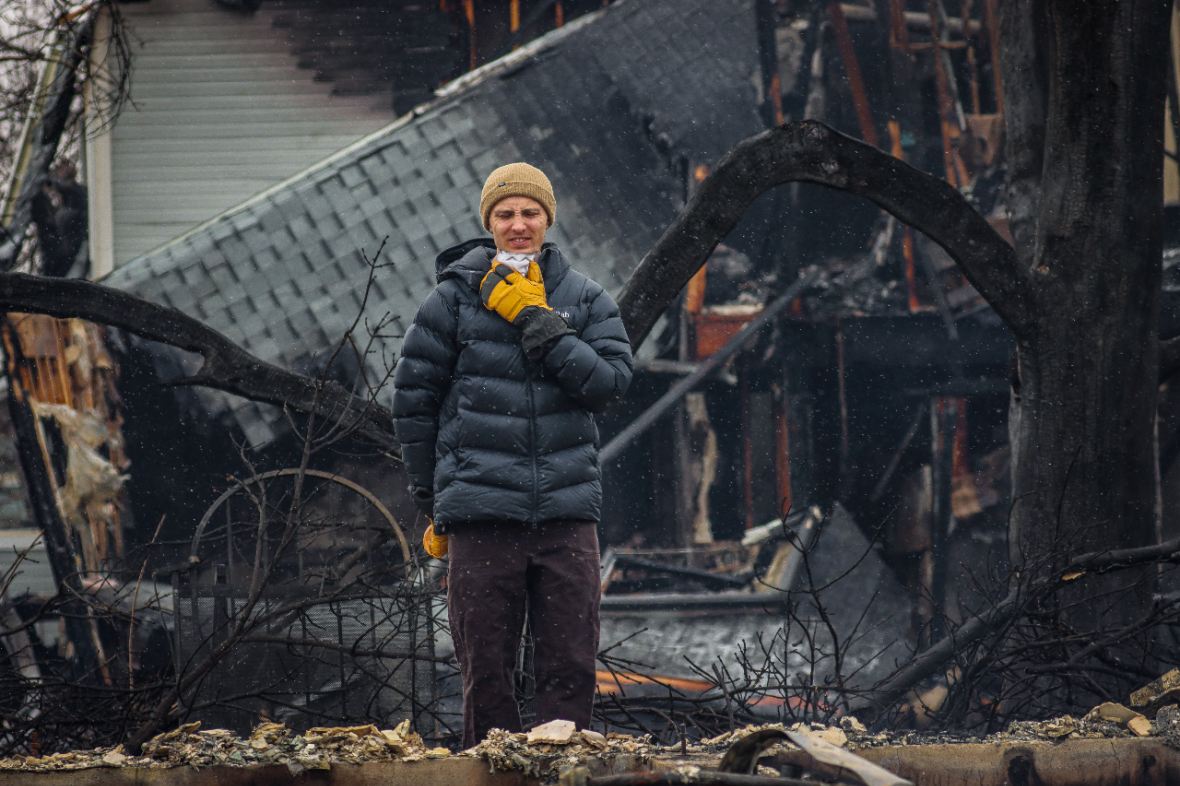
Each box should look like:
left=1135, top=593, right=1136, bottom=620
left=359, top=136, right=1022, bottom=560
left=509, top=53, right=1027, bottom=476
left=494, top=250, right=533, bottom=276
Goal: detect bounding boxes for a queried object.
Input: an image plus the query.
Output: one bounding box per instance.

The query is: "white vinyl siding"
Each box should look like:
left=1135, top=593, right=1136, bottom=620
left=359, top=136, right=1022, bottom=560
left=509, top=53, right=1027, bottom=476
left=108, top=0, right=392, bottom=266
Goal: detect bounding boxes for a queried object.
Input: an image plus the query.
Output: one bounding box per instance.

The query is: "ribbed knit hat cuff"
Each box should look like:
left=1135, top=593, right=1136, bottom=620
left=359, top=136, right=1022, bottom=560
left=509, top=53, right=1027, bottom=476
left=482, top=182, right=556, bottom=229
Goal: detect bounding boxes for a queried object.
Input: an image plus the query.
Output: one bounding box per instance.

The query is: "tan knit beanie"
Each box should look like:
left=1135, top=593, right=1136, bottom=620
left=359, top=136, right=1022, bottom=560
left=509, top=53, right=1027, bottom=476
left=479, top=162, right=556, bottom=229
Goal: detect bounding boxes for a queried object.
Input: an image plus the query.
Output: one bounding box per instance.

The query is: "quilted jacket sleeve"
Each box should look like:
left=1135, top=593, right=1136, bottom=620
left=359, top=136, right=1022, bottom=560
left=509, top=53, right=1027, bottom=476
left=539, top=285, right=633, bottom=413
left=392, top=286, right=459, bottom=495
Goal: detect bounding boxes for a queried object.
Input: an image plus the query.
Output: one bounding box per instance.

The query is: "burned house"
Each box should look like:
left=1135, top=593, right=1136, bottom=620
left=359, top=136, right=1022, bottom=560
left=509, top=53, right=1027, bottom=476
left=17, top=0, right=1180, bottom=744
left=86, top=0, right=1023, bottom=718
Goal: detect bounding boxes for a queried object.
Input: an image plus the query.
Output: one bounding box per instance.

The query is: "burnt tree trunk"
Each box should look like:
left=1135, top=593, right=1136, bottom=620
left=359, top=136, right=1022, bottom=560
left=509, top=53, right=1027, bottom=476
left=1003, top=0, right=1168, bottom=636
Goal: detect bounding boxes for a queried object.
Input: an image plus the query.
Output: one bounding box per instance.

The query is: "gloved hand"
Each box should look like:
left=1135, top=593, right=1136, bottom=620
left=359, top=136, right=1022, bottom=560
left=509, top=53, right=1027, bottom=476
left=410, top=485, right=434, bottom=516
left=518, top=307, right=575, bottom=360
left=480, top=262, right=549, bottom=324
left=422, top=519, right=449, bottom=559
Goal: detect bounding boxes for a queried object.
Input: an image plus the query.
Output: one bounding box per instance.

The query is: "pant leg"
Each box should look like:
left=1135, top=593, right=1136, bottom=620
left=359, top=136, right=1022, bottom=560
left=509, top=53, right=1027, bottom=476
left=447, top=523, right=528, bottom=747
left=527, top=521, right=601, bottom=729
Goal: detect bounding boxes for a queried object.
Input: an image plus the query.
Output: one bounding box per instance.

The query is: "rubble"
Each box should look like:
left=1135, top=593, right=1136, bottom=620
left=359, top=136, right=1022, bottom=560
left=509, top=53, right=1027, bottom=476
left=6, top=703, right=1180, bottom=779
left=1154, top=705, right=1180, bottom=748
left=527, top=719, right=579, bottom=744
left=465, top=727, right=655, bottom=781
left=840, top=716, right=867, bottom=734
left=993, top=707, right=1157, bottom=744
left=0, top=720, right=450, bottom=772
left=1130, top=668, right=1180, bottom=717
left=1084, top=702, right=1152, bottom=737
left=699, top=722, right=850, bottom=751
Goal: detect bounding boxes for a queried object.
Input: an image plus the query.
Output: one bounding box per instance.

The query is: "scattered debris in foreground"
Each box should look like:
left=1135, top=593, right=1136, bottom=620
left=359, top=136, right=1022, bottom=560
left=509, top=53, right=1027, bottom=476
left=1132, top=667, right=1180, bottom=717
left=6, top=678, right=1180, bottom=780
left=467, top=726, right=655, bottom=781
left=0, top=720, right=450, bottom=774
left=997, top=703, right=1180, bottom=745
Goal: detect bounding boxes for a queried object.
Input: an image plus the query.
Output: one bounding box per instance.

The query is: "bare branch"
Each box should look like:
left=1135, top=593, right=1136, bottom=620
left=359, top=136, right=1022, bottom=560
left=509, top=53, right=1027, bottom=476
left=853, top=531, right=1180, bottom=723
left=617, top=120, right=1028, bottom=348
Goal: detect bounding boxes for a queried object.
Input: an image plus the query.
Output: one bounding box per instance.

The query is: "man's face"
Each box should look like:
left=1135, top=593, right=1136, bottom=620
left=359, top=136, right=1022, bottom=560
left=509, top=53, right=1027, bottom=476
left=490, top=196, right=548, bottom=256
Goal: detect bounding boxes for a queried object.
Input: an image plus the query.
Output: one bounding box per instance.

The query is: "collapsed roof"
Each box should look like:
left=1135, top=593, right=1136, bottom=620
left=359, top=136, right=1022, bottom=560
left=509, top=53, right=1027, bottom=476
left=102, top=0, right=763, bottom=446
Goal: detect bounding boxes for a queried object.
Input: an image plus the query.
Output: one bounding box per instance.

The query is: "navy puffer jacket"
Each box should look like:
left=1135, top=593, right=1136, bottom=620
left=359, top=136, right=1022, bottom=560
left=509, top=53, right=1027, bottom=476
left=392, top=239, right=633, bottom=527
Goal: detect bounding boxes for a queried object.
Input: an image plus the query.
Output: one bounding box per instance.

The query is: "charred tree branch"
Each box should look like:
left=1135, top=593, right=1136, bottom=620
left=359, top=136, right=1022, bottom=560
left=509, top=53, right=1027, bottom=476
left=617, top=121, right=1027, bottom=349
left=853, top=530, right=1180, bottom=723
left=0, top=273, right=397, bottom=450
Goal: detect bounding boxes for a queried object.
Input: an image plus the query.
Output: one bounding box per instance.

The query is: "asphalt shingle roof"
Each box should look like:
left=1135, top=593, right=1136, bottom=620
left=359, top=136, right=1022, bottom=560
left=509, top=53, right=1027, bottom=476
left=104, top=0, right=763, bottom=445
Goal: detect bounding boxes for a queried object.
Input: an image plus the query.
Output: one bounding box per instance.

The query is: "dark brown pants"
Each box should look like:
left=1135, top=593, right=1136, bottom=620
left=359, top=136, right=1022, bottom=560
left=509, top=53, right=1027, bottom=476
left=447, top=520, right=600, bottom=748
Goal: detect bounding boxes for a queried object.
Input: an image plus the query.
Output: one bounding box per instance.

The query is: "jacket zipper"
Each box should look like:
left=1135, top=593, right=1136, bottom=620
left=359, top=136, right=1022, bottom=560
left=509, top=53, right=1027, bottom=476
left=526, top=372, right=539, bottom=527
left=526, top=251, right=547, bottom=528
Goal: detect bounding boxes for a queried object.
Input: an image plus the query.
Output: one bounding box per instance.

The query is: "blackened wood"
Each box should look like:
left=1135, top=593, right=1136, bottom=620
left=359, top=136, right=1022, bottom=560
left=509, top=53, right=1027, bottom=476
left=997, top=0, right=1047, bottom=268
left=610, top=554, right=749, bottom=590
left=854, top=525, right=1180, bottom=721
left=602, top=269, right=820, bottom=463
left=616, top=121, right=1027, bottom=350
left=754, top=0, right=783, bottom=127
left=928, top=398, right=956, bottom=643
left=2, top=329, right=104, bottom=680
left=1006, top=0, right=1169, bottom=627
left=0, top=273, right=396, bottom=450
left=828, top=1, right=879, bottom=147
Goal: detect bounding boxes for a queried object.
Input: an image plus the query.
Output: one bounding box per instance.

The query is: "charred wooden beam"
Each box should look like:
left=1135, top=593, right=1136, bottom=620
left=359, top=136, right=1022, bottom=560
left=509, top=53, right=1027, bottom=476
left=0, top=273, right=396, bottom=451
left=610, top=554, right=750, bottom=590
left=838, top=4, right=982, bottom=35
left=602, top=269, right=820, bottom=463
left=755, top=0, right=784, bottom=127
left=828, top=2, right=879, bottom=147
left=1, top=321, right=107, bottom=684
left=616, top=121, right=1027, bottom=352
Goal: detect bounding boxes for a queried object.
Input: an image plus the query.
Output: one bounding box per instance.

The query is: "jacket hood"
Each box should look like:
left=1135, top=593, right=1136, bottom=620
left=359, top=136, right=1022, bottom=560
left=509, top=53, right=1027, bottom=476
left=435, top=239, right=570, bottom=292
left=435, top=238, right=495, bottom=291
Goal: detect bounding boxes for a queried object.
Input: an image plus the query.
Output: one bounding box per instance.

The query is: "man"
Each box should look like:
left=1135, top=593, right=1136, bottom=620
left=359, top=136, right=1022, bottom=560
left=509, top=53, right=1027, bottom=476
left=392, top=163, right=633, bottom=748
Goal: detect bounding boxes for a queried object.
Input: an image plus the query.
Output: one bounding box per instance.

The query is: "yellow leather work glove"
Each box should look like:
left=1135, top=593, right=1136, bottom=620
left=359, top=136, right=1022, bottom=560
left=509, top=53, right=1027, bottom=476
left=422, top=519, right=449, bottom=559
left=480, top=262, right=549, bottom=324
